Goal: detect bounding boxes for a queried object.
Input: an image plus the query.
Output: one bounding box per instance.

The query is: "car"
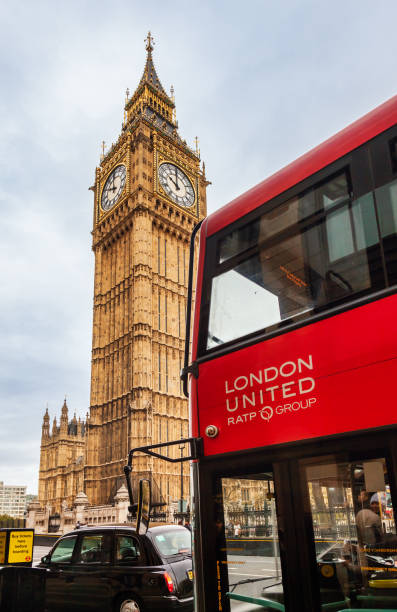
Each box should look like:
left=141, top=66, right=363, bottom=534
left=38, top=524, right=193, bottom=612
left=317, top=539, right=395, bottom=570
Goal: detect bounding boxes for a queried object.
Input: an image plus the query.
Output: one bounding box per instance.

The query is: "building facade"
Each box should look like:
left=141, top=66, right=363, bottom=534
left=38, top=400, right=86, bottom=513
left=85, top=32, right=207, bottom=507
left=0, top=482, right=27, bottom=519
left=38, top=34, right=208, bottom=516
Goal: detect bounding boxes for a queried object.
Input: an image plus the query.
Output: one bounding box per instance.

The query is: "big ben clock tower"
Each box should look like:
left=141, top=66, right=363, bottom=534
left=85, top=34, right=208, bottom=507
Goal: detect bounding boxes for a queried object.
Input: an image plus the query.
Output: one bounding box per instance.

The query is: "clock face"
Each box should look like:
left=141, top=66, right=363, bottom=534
left=158, top=163, right=195, bottom=207
left=101, top=165, right=126, bottom=211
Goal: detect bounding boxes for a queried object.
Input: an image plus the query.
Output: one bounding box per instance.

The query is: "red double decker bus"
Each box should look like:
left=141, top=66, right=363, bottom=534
left=184, top=96, right=397, bottom=611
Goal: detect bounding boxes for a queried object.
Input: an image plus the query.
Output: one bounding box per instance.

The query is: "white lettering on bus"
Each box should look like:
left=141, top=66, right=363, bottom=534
left=242, top=393, right=256, bottom=409
left=279, top=361, right=296, bottom=377
left=227, top=398, right=318, bottom=426
left=234, top=376, right=248, bottom=391
left=225, top=381, right=316, bottom=412
left=298, top=355, right=313, bottom=372
left=226, top=397, right=239, bottom=412
left=249, top=371, right=263, bottom=386
left=223, top=355, right=317, bottom=416
left=275, top=398, right=316, bottom=415
left=281, top=381, right=296, bottom=398
left=264, top=367, right=278, bottom=382
left=225, top=380, right=234, bottom=394
left=298, top=377, right=315, bottom=394
left=228, top=412, right=257, bottom=426
left=266, top=385, right=278, bottom=401
left=224, top=355, right=314, bottom=393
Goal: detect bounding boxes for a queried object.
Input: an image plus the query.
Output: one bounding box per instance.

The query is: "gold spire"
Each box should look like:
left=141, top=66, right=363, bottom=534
left=124, top=33, right=176, bottom=133
left=137, top=32, right=167, bottom=96
left=145, top=31, right=154, bottom=53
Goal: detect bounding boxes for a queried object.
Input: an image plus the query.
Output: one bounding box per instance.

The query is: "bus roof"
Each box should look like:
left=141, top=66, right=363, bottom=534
left=205, top=95, right=397, bottom=237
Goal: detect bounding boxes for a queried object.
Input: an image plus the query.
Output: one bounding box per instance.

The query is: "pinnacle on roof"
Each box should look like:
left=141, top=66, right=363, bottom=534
left=125, top=31, right=174, bottom=111
left=119, top=31, right=178, bottom=148
left=136, top=31, right=170, bottom=99
left=62, top=397, right=68, bottom=414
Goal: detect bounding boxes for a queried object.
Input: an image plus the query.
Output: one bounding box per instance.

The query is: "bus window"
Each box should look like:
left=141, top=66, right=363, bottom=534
left=375, top=177, right=397, bottom=286
left=302, top=456, right=397, bottom=610
left=217, top=474, right=284, bottom=611
left=206, top=170, right=386, bottom=351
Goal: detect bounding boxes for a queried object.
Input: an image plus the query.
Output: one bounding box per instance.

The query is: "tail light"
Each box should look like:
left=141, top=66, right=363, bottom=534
left=163, top=571, right=175, bottom=593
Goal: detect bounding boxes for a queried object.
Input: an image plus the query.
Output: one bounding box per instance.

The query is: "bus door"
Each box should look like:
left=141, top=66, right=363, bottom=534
left=213, top=467, right=300, bottom=612
left=202, top=458, right=314, bottom=612
left=300, top=448, right=397, bottom=612
left=199, top=433, right=397, bottom=612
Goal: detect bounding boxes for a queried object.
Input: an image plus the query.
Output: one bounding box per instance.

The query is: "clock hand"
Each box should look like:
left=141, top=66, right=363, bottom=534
left=109, top=175, right=118, bottom=193
left=169, top=176, right=180, bottom=190
left=174, top=167, right=179, bottom=190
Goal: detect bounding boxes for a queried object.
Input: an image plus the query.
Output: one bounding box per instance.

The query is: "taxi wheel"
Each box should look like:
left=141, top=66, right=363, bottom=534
left=119, top=598, right=142, bottom=612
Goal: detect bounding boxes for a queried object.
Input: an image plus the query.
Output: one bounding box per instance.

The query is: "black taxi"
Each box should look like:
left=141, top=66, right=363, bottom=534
left=38, top=524, right=193, bottom=612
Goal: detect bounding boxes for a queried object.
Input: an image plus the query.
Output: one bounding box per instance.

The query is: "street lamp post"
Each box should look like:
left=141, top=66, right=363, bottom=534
left=179, top=439, right=185, bottom=514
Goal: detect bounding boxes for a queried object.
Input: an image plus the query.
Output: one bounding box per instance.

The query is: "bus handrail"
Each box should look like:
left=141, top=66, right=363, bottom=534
left=227, top=594, right=375, bottom=612
left=180, top=219, right=203, bottom=398
left=226, top=592, right=285, bottom=610
left=123, top=438, right=202, bottom=512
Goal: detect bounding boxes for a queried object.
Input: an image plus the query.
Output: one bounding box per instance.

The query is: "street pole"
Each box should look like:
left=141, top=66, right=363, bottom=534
left=179, top=439, right=185, bottom=514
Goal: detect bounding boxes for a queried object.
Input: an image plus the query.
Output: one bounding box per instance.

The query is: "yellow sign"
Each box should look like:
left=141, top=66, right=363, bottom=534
left=369, top=578, right=397, bottom=589
left=7, top=530, right=34, bottom=564
left=320, top=564, right=335, bottom=578
left=0, top=532, right=6, bottom=564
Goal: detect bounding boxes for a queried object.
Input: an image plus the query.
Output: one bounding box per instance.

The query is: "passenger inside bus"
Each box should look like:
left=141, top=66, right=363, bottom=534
left=217, top=459, right=397, bottom=611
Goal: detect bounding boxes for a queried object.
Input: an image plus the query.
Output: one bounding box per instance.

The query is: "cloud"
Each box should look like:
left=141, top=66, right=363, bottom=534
left=2, top=0, right=397, bottom=493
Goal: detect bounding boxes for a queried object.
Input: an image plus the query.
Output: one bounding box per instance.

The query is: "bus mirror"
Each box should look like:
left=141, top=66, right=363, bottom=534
left=136, top=479, right=151, bottom=535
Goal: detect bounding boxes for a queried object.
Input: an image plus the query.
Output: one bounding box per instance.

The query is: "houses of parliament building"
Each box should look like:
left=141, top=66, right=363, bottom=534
left=38, top=34, right=208, bottom=516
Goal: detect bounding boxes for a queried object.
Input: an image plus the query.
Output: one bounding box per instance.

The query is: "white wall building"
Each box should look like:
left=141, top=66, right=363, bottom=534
left=0, top=481, right=27, bottom=518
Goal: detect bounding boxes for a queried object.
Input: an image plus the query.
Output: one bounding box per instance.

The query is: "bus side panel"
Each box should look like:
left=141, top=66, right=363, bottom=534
left=196, top=293, right=397, bottom=455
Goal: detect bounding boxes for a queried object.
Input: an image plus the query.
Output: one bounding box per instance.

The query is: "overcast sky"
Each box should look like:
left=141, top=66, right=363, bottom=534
left=1, top=0, right=397, bottom=494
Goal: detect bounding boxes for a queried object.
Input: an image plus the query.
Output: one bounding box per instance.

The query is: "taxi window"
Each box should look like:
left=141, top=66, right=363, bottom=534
left=115, top=535, right=141, bottom=564
left=51, top=536, right=78, bottom=564
left=76, top=533, right=112, bottom=564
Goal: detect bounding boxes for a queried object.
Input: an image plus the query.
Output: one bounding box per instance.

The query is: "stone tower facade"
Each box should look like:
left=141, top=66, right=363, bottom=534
left=38, top=400, right=86, bottom=512
left=84, top=33, right=208, bottom=507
